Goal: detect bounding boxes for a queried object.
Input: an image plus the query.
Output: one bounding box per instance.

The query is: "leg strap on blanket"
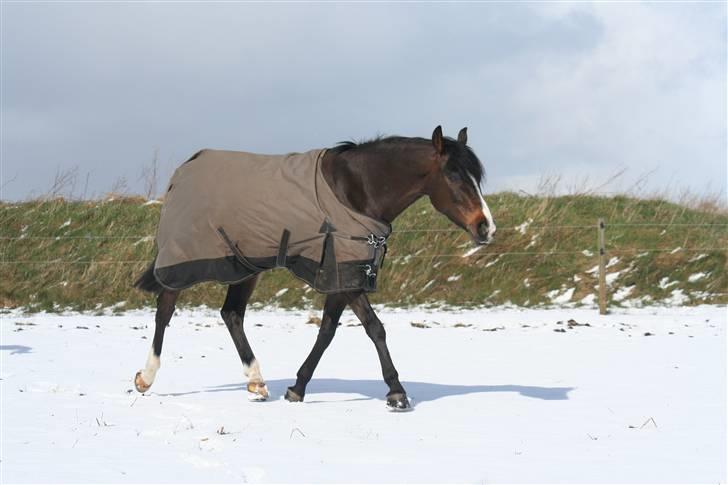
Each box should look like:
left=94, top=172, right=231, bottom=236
left=217, top=227, right=264, bottom=273
left=276, top=229, right=290, bottom=267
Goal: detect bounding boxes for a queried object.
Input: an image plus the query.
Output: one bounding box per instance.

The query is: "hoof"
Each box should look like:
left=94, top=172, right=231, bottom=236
left=134, top=371, right=151, bottom=393
left=247, top=381, right=269, bottom=402
left=284, top=387, right=303, bottom=403
left=386, top=393, right=412, bottom=412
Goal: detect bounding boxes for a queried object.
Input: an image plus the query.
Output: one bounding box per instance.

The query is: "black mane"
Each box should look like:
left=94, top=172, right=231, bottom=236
left=330, top=135, right=485, bottom=185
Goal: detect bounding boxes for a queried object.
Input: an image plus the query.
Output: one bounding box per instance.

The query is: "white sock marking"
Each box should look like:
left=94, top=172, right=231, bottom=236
left=468, top=174, right=496, bottom=238
left=140, top=346, right=160, bottom=385
left=244, top=359, right=263, bottom=382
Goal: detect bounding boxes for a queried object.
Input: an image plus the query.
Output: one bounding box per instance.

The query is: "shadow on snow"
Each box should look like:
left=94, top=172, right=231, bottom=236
left=158, top=378, right=573, bottom=402
left=0, top=345, right=32, bottom=355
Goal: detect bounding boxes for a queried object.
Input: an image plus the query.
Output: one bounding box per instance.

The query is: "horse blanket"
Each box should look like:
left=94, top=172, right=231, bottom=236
left=153, top=148, right=390, bottom=293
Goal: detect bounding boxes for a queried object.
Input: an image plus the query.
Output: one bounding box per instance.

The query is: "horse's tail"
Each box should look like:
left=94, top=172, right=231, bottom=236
left=134, top=260, right=163, bottom=294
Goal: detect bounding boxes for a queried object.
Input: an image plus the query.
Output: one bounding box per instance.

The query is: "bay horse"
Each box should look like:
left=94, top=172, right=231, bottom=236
left=132, top=125, right=496, bottom=411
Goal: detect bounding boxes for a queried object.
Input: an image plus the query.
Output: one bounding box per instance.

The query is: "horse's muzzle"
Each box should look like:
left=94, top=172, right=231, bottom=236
left=473, top=220, right=494, bottom=245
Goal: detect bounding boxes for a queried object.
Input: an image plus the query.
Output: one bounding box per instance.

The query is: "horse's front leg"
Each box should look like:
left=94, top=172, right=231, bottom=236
left=284, top=292, right=350, bottom=402
left=349, top=293, right=410, bottom=411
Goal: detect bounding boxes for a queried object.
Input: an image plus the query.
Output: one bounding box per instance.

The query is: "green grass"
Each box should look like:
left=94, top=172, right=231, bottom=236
left=1, top=193, right=726, bottom=312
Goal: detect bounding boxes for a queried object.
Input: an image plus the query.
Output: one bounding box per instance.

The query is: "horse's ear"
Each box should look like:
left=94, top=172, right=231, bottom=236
left=432, top=125, right=444, bottom=155
left=457, top=127, right=468, bottom=145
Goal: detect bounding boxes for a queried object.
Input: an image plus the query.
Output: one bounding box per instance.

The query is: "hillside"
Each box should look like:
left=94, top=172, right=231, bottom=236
left=1, top=193, right=726, bottom=311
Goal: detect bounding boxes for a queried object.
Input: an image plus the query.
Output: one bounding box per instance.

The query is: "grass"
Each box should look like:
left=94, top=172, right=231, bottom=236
left=1, top=193, right=726, bottom=312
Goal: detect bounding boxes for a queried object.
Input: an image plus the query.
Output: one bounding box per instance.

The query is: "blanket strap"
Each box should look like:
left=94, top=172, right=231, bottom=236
left=217, top=227, right=264, bottom=273
left=276, top=229, right=290, bottom=267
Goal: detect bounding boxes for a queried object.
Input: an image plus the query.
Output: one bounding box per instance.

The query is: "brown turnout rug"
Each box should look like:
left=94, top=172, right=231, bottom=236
left=153, top=148, right=390, bottom=293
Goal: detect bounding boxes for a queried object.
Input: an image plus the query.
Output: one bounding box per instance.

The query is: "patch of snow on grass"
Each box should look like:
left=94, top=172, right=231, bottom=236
left=484, top=256, right=501, bottom=268
left=580, top=293, right=596, bottom=306
left=525, top=234, right=539, bottom=249
left=586, top=265, right=599, bottom=275
left=274, top=288, right=288, bottom=298
left=689, top=253, right=708, bottom=262
left=462, top=246, right=482, bottom=258
left=605, top=272, right=621, bottom=286
left=59, top=219, right=71, bottom=229
left=606, top=263, right=634, bottom=287
left=421, top=279, right=435, bottom=292
left=670, top=247, right=682, bottom=254
left=613, top=285, right=635, bottom=302
left=547, top=287, right=574, bottom=304
left=667, top=289, right=689, bottom=305
left=688, top=272, right=708, bottom=283
left=515, top=218, right=533, bottom=234
left=606, top=257, right=620, bottom=268
left=142, top=199, right=162, bottom=206
left=659, top=277, right=678, bottom=289
left=133, top=236, right=154, bottom=246
left=447, top=274, right=461, bottom=282
left=581, top=249, right=594, bottom=257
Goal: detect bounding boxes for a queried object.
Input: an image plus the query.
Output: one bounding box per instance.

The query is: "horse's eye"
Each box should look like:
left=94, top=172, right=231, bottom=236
left=447, top=170, right=462, bottom=183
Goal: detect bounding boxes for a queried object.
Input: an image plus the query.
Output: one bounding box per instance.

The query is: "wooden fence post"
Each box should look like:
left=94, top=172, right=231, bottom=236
left=598, top=218, right=607, bottom=315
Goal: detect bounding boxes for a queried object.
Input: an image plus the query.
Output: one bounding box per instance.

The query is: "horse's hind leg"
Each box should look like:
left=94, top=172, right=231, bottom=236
left=285, top=292, right=350, bottom=402
left=220, top=277, right=268, bottom=401
left=134, top=289, right=178, bottom=393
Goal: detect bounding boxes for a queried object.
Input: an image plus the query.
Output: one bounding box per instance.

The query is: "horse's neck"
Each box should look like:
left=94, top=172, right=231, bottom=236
left=321, top=142, right=431, bottom=224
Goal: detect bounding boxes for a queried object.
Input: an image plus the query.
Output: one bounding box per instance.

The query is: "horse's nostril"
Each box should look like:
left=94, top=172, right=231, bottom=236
left=477, top=221, right=489, bottom=239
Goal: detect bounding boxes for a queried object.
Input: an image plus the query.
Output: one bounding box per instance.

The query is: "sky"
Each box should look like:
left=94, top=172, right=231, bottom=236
left=1, top=2, right=726, bottom=201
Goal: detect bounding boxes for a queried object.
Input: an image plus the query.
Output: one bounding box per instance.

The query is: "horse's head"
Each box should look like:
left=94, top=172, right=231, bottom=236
left=425, top=125, right=496, bottom=245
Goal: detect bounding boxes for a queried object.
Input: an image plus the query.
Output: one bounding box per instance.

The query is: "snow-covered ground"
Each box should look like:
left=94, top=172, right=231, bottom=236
left=1, top=305, right=725, bottom=483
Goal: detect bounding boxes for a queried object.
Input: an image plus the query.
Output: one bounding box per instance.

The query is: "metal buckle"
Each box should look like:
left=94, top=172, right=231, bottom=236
left=366, top=234, right=387, bottom=248
left=361, top=264, right=376, bottom=278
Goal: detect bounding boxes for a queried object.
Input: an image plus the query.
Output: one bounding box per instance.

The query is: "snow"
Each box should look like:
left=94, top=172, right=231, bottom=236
left=525, top=233, right=539, bottom=249
left=1, top=306, right=725, bottom=483
left=446, top=274, right=461, bottom=282
left=659, top=277, right=678, bottom=290
left=274, top=288, right=289, bottom=298
left=461, top=246, right=482, bottom=258
left=59, top=219, right=71, bottom=229
left=612, top=285, right=635, bottom=302
left=688, top=272, right=708, bottom=283
left=605, top=272, right=621, bottom=286
left=515, top=218, right=533, bottom=235
left=546, top=287, right=575, bottom=305
left=666, top=289, right=689, bottom=305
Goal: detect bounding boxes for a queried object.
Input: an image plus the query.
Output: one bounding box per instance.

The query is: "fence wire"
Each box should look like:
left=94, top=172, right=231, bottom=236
left=1, top=222, right=726, bottom=240
left=1, top=221, right=725, bottom=265
left=1, top=246, right=726, bottom=265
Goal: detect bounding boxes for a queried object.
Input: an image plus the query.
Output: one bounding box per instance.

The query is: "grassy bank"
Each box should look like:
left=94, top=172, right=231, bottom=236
left=1, top=193, right=726, bottom=312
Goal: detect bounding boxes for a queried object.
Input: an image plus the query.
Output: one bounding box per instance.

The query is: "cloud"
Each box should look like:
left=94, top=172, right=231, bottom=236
left=1, top=3, right=725, bottom=200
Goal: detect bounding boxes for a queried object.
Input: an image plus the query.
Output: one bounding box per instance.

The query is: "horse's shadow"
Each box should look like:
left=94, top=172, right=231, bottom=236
left=0, top=345, right=32, bottom=355
left=161, top=378, right=573, bottom=403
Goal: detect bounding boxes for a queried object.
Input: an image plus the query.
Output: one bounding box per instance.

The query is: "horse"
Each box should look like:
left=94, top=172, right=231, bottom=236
left=132, top=125, right=496, bottom=411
